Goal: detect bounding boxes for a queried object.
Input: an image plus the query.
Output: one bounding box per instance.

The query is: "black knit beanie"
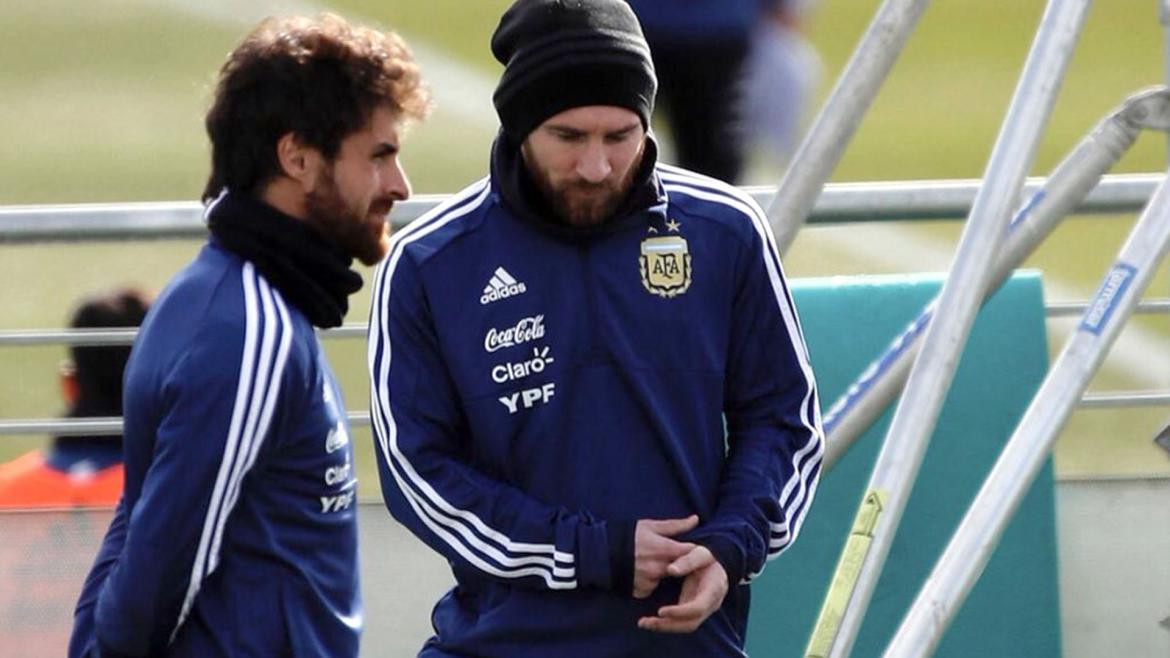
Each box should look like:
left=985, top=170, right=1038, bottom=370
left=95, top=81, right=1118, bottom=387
left=491, top=0, right=657, bottom=142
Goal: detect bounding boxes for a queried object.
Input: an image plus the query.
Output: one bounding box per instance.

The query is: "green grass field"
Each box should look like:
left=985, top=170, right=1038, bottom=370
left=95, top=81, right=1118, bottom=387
left=1, top=0, right=1168, bottom=488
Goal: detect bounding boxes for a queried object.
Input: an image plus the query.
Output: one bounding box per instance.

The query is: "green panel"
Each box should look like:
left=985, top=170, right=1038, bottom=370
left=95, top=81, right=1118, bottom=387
left=746, top=272, right=1061, bottom=657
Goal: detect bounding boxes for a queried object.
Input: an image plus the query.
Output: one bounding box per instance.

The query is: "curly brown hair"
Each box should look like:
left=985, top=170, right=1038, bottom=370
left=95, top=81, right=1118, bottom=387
left=202, top=13, right=430, bottom=201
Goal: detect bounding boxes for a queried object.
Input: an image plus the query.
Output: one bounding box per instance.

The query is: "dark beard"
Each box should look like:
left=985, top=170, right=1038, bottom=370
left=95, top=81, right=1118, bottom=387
left=305, top=172, right=391, bottom=266
left=525, top=151, right=643, bottom=227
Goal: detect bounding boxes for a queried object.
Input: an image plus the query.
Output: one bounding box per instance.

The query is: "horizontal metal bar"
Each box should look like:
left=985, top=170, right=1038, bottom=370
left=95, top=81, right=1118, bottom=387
left=6, top=293, right=1168, bottom=347
left=0, top=411, right=372, bottom=436
left=1045, top=298, right=1170, bottom=317
left=0, top=328, right=140, bottom=346
left=4, top=396, right=1166, bottom=437
left=1078, top=390, right=1170, bottom=408
left=5, top=294, right=1168, bottom=347
left=0, top=323, right=366, bottom=347
left=1, top=173, right=1162, bottom=243
left=1, top=417, right=123, bottom=435
left=784, top=172, right=1163, bottom=223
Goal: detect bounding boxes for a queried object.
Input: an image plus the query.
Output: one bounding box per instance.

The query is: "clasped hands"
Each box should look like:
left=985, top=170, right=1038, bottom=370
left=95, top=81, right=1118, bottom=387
left=632, top=514, right=729, bottom=634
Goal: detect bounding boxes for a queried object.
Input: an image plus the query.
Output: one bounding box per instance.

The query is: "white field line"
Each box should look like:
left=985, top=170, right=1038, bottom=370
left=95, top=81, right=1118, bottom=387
left=157, top=0, right=498, bottom=126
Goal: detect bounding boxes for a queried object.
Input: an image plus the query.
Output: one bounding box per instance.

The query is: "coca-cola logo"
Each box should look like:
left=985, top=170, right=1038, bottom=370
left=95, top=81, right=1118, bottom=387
left=484, top=315, right=546, bottom=353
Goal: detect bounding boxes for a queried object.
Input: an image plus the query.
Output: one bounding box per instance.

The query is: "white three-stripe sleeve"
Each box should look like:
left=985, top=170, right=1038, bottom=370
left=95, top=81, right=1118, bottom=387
left=658, top=166, right=825, bottom=583
left=94, top=263, right=293, bottom=653
left=366, top=182, right=614, bottom=592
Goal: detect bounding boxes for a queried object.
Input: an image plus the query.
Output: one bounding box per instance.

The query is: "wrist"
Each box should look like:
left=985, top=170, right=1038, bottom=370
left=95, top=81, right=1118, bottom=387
left=605, top=519, right=636, bottom=594
left=696, top=534, right=745, bottom=586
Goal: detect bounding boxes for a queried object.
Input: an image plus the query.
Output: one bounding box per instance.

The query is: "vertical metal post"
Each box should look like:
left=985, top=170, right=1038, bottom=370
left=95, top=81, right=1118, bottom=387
left=820, top=87, right=1170, bottom=471
left=803, top=2, right=1092, bottom=656
left=884, top=168, right=1170, bottom=657
left=767, top=0, right=932, bottom=255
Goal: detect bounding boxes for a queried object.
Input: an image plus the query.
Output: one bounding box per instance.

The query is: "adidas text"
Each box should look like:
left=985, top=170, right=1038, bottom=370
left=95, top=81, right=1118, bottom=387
left=481, top=267, right=528, bottom=305
left=481, top=281, right=526, bottom=305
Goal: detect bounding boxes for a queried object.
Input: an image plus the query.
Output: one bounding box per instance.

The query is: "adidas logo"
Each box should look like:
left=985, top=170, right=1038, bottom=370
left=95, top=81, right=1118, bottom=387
left=481, top=266, right=527, bottom=305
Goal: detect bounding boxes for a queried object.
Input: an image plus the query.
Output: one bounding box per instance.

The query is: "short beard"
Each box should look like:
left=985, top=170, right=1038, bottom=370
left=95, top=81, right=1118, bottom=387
left=304, top=167, right=391, bottom=267
left=523, top=146, right=643, bottom=227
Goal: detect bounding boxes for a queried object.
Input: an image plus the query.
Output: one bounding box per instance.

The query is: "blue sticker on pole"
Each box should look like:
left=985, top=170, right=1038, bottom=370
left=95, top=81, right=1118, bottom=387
left=1079, top=262, right=1137, bottom=335
left=1009, top=189, right=1045, bottom=231
left=822, top=305, right=934, bottom=434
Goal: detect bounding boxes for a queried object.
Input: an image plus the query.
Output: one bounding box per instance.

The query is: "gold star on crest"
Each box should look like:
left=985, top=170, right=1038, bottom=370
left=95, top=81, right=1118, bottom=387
left=665, top=218, right=681, bottom=232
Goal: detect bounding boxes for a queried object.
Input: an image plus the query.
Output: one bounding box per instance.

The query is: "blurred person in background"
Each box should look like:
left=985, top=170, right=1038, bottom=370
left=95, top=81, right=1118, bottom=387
left=627, top=0, right=820, bottom=182
left=69, top=13, right=428, bottom=658
left=0, top=287, right=150, bottom=508
left=368, top=0, right=823, bottom=655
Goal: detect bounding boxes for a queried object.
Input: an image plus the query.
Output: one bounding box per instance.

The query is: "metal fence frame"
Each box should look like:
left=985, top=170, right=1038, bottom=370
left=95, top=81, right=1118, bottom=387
left=0, top=173, right=1163, bottom=242
left=2, top=173, right=1168, bottom=436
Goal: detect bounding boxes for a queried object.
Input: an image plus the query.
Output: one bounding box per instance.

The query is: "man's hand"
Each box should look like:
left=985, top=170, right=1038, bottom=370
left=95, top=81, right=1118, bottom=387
left=632, top=515, right=699, bottom=598
left=637, top=546, right=729, bottom=634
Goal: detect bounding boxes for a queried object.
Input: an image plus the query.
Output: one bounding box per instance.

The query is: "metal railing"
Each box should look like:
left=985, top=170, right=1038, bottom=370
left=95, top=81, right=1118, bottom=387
left=0, top=173, right=1163, bottom=243
left=2, top=174, right=1168, bottom=437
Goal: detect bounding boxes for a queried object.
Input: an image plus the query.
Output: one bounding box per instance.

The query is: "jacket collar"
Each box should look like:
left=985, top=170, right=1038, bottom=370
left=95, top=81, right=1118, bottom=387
left=205, top=191, right=363, bottom=328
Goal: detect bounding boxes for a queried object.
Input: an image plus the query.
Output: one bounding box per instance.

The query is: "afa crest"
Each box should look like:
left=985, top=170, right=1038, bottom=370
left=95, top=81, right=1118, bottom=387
left=639, top=235, right=692, bottom=298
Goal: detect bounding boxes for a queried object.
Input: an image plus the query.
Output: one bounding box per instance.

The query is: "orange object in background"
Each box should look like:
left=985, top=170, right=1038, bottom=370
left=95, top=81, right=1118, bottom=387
left=0, top=451, right=123, bottom=508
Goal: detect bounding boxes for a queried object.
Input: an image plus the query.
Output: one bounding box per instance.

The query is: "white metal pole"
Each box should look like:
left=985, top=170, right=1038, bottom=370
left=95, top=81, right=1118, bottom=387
left=768, top=0, right=932, bottom=254
left=821, top=86, right=1170, bottom=471
left=883, top=168, right=1170, bottom=657
left=803, top=2, right=1092, bottom=656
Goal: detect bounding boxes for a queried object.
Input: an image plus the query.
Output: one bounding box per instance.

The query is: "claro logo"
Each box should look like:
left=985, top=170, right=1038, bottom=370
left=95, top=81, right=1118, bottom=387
left=484, top=315, right=546, bottom=353
left=492, top=346, right=555, bottom=383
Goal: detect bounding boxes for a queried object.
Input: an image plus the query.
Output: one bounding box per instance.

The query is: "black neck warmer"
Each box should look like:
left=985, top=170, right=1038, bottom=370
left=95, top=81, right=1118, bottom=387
left=206, top=192, right=363, bottom=328
left=490, top=130, right=665, bottom=239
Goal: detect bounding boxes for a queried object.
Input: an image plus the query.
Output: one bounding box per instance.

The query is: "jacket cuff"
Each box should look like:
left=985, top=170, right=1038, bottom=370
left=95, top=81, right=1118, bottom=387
left=697, top=533, right=746, bottom=586
left=605, top=519, right=636, bottom=595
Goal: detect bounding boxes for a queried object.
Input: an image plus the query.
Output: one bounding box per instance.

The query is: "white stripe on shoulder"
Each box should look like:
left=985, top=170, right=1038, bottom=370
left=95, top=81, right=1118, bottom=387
left=387, top=177, right=491, bottom=250
left=657, top=166, right=780, bottom=250
left=367, top=182, right=577, bottom=588
left=367, top=176, right=491, bottom=369
left=662, top=170, right=825, bottom=574
left=370, top=187, right=576, bottom=577
left=171, top=265, right=297, bottom=641
left=207, top=274, right=294, bottom=573
left=173, top=261, right=264, bottom=639
left=242, top=285, right=294, bottom=483
left=203, top=271, right=278, bottom=573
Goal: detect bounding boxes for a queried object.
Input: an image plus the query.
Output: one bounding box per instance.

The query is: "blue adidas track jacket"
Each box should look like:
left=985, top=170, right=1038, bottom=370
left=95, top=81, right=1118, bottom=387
left=70, top=241, right=361, bottom=657
left=369, top=159, right=823, bottom=657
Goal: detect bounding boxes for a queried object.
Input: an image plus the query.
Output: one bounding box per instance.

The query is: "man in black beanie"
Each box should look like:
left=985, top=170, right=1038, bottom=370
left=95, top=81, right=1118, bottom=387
left=368, top=1, right=824, bottom=655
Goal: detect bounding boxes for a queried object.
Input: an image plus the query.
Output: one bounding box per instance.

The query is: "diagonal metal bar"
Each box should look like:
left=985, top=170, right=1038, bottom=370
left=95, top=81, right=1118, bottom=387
left=820, top=86, right=1170, bottom=471
left=767, top=0, right=932, bottom=254
left=884, top=166, right=1170, bottom=657
left=804, top=2, right=1093, bottom=656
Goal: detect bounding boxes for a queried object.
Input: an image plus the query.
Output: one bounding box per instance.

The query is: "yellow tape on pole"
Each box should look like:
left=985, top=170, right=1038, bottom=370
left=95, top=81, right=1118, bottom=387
left=804, top=489, right=886, bottom=658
